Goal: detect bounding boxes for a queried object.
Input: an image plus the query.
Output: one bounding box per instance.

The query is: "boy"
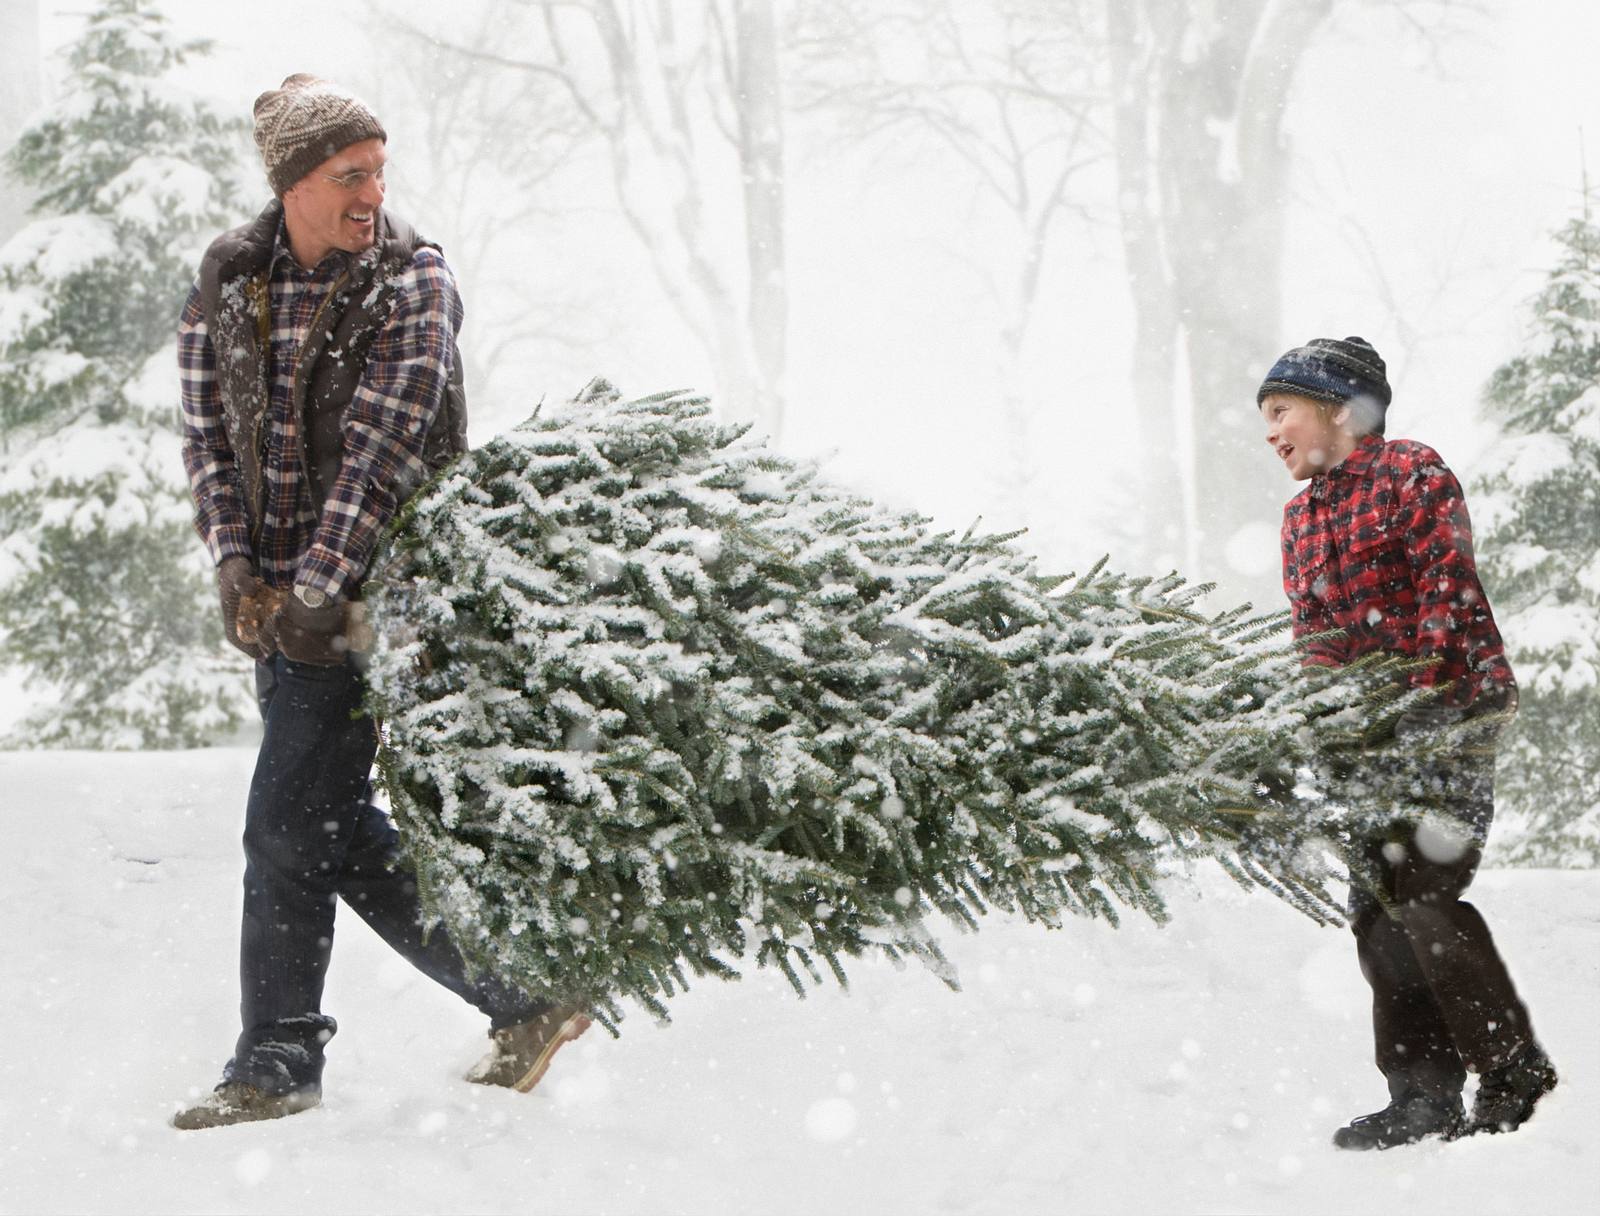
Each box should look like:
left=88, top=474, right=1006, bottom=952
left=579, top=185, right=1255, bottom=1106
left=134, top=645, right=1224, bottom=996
left=1257, top=336, right=1557, bottom=1150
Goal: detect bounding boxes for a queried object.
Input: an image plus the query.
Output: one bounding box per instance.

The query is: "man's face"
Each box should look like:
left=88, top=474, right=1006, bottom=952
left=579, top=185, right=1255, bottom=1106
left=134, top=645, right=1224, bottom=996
left=280, top=137, right=387, bottom=267
left=1260, top=392, right=1350, bottom=481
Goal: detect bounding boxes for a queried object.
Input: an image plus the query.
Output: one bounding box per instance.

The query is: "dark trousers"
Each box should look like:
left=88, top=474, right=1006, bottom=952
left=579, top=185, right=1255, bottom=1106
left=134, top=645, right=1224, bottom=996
left=226, top=656, right=544, bottom=1095
left=1346, top=748, right=1535, bottom=1103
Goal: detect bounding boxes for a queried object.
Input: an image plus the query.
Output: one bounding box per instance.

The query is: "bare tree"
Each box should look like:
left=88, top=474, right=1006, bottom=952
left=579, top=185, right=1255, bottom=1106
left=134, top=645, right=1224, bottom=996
left=412, top=0, right=791, bottom=438
left=371, top=7, right=612, bottom=427
left=1107, top=0, right=1341, bottom=589
left=793, top=0, right=1103, bottom=524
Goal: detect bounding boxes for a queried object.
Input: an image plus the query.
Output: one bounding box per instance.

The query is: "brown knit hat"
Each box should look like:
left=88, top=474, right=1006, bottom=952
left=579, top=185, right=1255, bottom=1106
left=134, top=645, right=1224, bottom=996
left=252, top=74, right=387, bottom=196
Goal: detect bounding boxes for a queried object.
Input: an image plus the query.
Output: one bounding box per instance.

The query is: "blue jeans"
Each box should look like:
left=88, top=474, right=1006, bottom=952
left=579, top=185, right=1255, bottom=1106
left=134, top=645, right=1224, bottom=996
left=225, top=656, right=546, bottom=1095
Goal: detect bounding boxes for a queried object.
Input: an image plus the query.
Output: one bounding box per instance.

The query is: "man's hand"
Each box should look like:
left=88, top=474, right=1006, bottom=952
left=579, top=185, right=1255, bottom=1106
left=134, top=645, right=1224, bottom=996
left=218, top=556, right=270, bottom=660
left=276, top=592, right=351, bottom=666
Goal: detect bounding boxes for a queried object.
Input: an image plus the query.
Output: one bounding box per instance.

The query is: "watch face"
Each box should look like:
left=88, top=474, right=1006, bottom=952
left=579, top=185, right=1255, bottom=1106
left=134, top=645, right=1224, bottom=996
left=296, top=586, right=327, bottom=608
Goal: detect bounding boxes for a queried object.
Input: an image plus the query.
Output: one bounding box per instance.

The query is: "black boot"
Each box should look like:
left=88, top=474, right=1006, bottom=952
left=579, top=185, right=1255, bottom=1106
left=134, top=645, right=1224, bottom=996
left=1470, top=1042, right=1558, bottom=1135
left=1332, top=1092, right=1464, bottom=1150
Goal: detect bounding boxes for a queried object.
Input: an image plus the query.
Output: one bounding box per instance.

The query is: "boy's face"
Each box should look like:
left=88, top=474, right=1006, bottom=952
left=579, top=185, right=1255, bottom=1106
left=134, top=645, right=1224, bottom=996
left=1260, top=393, right=1352, bottom=481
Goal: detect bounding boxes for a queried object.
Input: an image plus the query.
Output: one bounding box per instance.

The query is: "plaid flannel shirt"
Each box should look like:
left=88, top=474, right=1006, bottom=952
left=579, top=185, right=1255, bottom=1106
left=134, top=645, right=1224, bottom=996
left=1280, top=435, right=1515, bottom=706
left=179, top=222, right=462, bottom=599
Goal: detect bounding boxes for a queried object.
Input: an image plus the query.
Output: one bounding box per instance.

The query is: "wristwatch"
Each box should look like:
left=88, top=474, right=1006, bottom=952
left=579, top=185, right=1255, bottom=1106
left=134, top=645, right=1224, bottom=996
left=293, top=585, right=329, bottom=609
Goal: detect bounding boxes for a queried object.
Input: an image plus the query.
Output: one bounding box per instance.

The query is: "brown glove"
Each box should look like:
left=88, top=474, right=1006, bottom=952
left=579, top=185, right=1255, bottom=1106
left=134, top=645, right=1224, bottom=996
left=238, top=583, right=288, bottom=655
left=276, top=591, right=352, bottom=666
left=218, top=556, right=270, bottom=660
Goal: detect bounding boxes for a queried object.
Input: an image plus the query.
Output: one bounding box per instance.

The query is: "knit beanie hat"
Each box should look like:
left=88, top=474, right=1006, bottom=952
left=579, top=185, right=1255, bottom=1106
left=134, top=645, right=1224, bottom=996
left=1256, top=336, right=1392, bottom=410
left=252, top=74, right=387, bottom=196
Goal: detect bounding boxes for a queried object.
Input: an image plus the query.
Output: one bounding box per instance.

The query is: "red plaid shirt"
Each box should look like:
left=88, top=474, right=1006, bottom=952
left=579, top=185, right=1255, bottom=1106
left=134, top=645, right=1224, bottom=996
left=1280, top=435, right=1515, bottom=706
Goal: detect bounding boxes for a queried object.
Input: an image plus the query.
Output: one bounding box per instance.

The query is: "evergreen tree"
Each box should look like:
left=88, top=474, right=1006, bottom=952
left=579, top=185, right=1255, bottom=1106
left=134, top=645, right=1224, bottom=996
left=1474, top=202, right=1600, bottom=865
left=0, top=0, right=253, bottom=747
left=366, top=382, right=1412, bottom=1027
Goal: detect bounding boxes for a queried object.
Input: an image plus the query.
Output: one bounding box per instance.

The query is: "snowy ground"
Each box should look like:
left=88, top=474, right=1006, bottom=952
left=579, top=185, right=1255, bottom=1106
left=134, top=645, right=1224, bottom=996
left=1, top=749, right=1594, bottom=1216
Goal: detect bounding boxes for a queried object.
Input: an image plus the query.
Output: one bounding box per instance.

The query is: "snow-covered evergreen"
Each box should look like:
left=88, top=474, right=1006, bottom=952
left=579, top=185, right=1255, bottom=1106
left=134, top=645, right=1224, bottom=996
left=1475, top=202, right=1600, bottom=865
left=364, top=382, right=1413, bottom=1026
left=0, top=0, right=253, bottom=747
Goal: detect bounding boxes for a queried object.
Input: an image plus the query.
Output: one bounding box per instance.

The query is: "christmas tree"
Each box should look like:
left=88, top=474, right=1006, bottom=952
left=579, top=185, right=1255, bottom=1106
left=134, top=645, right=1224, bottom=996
left=366, top=381, right=1411, bottom=1026
left=1474, top=201, right=1600, bottom=865
left=0, top=0, right=253, bottom=746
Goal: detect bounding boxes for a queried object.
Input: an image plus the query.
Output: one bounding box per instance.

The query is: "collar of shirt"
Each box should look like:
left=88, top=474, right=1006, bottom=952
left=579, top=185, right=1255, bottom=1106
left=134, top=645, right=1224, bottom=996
left=266, top=213, right=382, bottom=281
left=1308, top=433, right=1384, bottom=502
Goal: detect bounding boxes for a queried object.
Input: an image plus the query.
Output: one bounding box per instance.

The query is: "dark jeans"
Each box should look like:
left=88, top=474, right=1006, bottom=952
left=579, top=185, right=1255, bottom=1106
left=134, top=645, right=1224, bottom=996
left=1346, top=747, right=1535, bottom=1103
left=225, top=656, right=546, bottom=1095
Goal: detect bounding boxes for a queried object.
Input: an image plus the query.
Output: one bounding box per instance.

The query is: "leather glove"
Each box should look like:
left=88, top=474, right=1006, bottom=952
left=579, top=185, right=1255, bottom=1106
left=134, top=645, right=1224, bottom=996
left=218, top=556, right=269, bottom=660
left=239, top=585, right=287, bottom=659
left=276, top=591, right=351, bottom=666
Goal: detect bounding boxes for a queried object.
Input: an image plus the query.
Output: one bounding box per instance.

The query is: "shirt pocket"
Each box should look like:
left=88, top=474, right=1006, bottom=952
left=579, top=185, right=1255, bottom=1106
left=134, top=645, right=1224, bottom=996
left=1342, top=514, right=1416, bottom=620
left=1342, top=506, right=1404, bottom=569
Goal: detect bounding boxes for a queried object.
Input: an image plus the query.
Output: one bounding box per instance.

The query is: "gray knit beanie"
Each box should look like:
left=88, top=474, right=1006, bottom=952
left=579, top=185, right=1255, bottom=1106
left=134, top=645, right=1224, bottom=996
left=252, top=74, right=387, bottom=196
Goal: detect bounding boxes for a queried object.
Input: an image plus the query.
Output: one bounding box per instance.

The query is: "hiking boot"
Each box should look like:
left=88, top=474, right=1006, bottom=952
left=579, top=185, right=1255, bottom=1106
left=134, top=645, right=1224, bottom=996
left=465, top=1004, right=593, bottom=1093
left=1470, top=1042, right=1558, bottom=1134
left=1332, top=1092, right=1464, bottom=1150
left=171, top=1081, right=320, bottom=1131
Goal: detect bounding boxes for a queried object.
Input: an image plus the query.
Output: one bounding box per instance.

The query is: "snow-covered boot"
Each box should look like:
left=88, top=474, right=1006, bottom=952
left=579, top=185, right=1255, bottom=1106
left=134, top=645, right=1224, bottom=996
left=464, top=1005, right=592, bottom=1093
left=1332, top=1092, right=1464, bottom=1150
left=1469, top=1042, right=1558, bottom=1134
left=171, top=1081, right=320, bottom=1131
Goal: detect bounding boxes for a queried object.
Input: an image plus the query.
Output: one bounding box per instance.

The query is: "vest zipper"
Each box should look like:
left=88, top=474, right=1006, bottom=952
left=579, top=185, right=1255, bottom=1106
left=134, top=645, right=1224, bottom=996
left=245, top=273, right=271, bottom=547
left=292, top=268, right=351, bottom=497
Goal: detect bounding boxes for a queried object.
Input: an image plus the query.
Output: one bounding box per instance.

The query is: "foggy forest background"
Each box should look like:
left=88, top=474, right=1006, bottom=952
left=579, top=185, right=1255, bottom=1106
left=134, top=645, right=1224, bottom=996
left=0, top=0, right=1595, bottom=861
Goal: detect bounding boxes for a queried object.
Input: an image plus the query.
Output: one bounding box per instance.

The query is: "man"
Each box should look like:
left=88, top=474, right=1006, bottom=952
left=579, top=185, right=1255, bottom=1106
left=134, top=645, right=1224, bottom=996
left=174, top=75, right=588, bottom=1130
left=1257, top=336, right=1557, bottom=1151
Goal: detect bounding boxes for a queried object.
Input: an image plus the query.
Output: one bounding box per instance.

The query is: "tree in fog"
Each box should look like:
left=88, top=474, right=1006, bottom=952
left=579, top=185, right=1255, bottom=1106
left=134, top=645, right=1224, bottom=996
left=380, top=0, right=1471, bottom=593
left=0, top=0, right=252, bottom=747
left=1473, top=199, right=1600, bottom=865
left=792, top=0, right=1341, bottom=582
left=1106, top=0, right=1342, bottom=583
left=372, top=5, right=612, bottom=426
left=0, top=0, right=43, bottom=246
left=792, top=0, right=1103, bottom=533
left=413, top=0, right=791, bottom=440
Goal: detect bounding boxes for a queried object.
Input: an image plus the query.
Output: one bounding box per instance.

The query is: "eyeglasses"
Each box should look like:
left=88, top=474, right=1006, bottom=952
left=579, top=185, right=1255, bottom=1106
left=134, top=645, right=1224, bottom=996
left=320, top=165, right=387, bottom=192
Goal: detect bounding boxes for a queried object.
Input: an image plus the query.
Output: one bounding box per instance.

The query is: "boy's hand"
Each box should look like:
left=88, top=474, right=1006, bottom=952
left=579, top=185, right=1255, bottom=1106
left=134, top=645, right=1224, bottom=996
left=1393, top=702, right=1468, bottom=739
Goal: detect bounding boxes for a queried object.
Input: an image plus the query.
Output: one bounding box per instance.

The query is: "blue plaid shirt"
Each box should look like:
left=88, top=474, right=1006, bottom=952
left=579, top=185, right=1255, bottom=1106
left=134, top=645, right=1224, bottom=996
left=179, top=217, right=463, bottom=599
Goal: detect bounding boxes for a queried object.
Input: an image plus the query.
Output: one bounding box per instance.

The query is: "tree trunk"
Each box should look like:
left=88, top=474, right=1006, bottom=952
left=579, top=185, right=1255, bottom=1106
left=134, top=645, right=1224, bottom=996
left=1108, top=0, right=1334, bottom=601
left=734, top=0, right=787, bottom=441
left=1165, top=0, right=1334, bottom=602
left=1106, top=1, right=1184, bottom=571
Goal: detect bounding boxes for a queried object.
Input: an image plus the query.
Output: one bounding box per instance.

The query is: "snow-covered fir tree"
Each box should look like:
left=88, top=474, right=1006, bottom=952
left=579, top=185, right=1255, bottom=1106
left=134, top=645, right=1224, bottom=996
left=1474, top=201, right=1600, bottom=865
left=0, top=0, right=253, bottom=747
left=365, top=382, right=1416, bottom=1026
